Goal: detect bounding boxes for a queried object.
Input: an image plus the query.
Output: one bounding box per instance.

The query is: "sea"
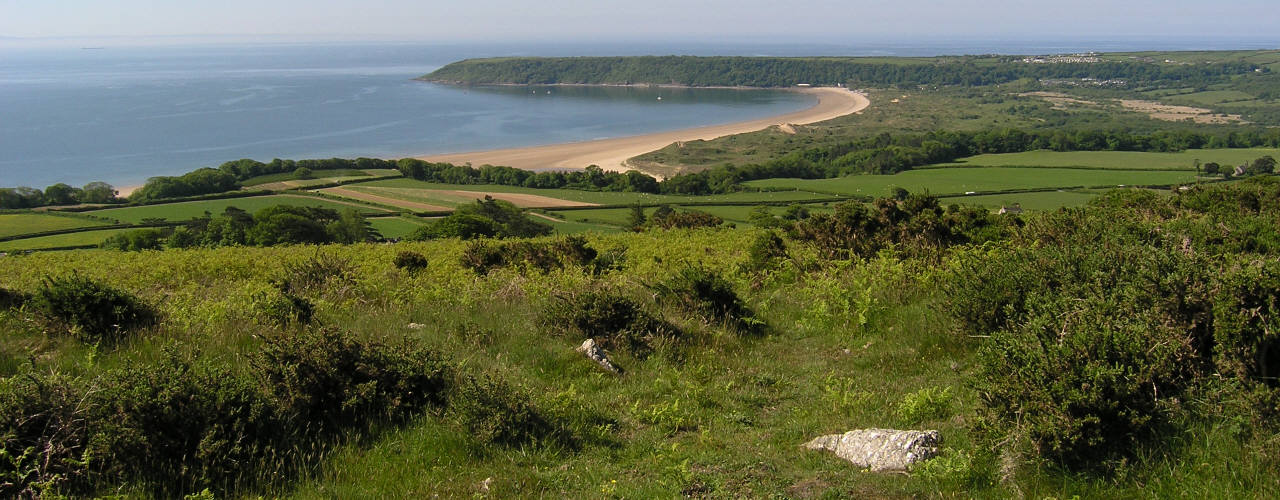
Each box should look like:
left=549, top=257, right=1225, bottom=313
left=2, top=38, right=1276, bottom=188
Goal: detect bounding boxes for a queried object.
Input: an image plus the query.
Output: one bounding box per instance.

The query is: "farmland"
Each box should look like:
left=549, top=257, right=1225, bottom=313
left=0, top=228, right=131, bottom=251
left=0, top=213, right=110, bottom=238
left=935, top=148, right=1280, bottom=170
left=85, top=194, right=392, bottom=223
left=745, top=167, right=1199, bottom=197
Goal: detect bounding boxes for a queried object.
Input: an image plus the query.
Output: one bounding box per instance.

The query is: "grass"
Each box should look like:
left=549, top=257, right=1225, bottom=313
left=367, top=216, right=429, bottom=239
left=85, top=195, right=392, bottom=223
left=936, top=148, right=1280, bottom=170
left=0, top=228, right=130, bottom=251
left=0, top=213, right=111, bottom=238
left=341, top=178, right=836, bottom=206
left=241, top=169, right=370, bottom=187
left=745, top=167, right=1200, bottom=197
left=939, top=190, right=1099, bottom=211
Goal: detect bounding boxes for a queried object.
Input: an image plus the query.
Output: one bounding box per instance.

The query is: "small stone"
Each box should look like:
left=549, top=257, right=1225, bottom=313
left=575, top=339, right=622, bottom=374
left=804, top=428, right=940, bottom=472
left=407, top=323, right=426, bottom=330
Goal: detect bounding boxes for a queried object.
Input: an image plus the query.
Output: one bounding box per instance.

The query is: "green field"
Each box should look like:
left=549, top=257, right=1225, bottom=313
left=0, top=213, right=110, bottom=238
left=746, top=167, right=1200, bottom=197
left=87, top=195, right=392, bottom=223
left=368, top=216, right=430, bottom=239
left=350, top=178, right=837, bottom=206
left=936, top=148, right=1280, bottom=170
left=0, top=228, right=130, bottom=251
left=939, top=190, right=1100, bottom=211
left=243, top=169, right=403, bottom=190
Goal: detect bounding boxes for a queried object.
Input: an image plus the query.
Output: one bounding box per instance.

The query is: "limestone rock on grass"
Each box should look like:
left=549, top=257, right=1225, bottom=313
left=575, top=338, right=622, bottom=374
left=804, top=428, right=940, bottom=472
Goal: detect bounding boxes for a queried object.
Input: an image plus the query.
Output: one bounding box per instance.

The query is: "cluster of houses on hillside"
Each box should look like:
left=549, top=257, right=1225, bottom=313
left=1020, top=53, right=1102, bottom=64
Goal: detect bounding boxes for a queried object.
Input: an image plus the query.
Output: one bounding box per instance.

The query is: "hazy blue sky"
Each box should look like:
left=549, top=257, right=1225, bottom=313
left=2, top=0, right=1278, bottom=42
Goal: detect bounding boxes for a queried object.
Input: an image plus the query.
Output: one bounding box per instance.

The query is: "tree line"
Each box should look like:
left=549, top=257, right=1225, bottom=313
left=103, top=205, right=379, bottom=251
left=0, top=182, right=118, bottom=209
left=654, top=127, right=1280, bottom=194
left=424, top=56, right=1264, bottom=88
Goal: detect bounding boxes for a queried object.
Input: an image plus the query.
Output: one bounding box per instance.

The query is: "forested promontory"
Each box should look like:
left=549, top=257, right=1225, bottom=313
left=422, top=55, right=1264, bottom=88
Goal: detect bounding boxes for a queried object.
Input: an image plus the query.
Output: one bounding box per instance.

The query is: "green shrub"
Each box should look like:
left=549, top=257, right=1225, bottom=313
left=253, top=287, right=314, bottom=327
left=87, top=350, right=286, bottom=497
left=543, top=290, right=680, bottom=357
left=975, top=296, right=1199, bottom=469
left=32, top=274, right=157, bottom=343
left=651, top=266, right=757, bottom=332
left=646, top=209, right=723, bottom=230
left=461, top=236, right=598, bottom=275
left=452, top=375, right=565, bottom=448
left=101, top=228, right=168, bottom=251
left=0, top=286, right=27, bottom=310
left=742, top=231, right=788, bottom=272
left=277, top=252, right=353, bottom=296
left=0, top=372, right=92, bottom=497
left=1211, top=260, right=1280, bottom=384
left=393, top=250, right=430, bottom=273
left=255, top=328, right=452, bottom=435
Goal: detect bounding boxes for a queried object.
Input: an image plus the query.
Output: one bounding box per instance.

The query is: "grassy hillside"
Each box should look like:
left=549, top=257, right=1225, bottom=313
left=3, top=179, right=1279, bottom=497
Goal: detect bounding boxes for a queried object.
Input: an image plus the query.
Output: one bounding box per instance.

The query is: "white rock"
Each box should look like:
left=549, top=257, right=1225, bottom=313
left=407, top=323, right=426, bottom=329
left=575, top=338, right=621, bottom=374
left=804, top=428, right=940, bottom=472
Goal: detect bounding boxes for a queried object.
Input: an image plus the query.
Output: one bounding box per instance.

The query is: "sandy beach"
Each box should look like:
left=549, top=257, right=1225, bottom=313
left=421, top=87, right=869, bottom=173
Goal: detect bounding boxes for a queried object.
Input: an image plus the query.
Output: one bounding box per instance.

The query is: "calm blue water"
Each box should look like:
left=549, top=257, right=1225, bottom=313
left=0, top=44, right=814, bottom=188
left=4, top=38, right=1276, bottom=188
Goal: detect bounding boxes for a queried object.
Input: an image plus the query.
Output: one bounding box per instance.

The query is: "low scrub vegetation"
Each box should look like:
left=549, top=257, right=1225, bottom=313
left=3, top=179, right=1280, bottom=497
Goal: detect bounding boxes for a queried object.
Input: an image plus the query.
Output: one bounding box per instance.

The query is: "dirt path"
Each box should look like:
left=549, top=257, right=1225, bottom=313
left=422, top=87, right=869, bottom=173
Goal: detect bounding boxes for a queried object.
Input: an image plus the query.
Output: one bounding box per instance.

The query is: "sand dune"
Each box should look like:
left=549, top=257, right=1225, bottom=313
left=422, top=87, right=869, bottom=173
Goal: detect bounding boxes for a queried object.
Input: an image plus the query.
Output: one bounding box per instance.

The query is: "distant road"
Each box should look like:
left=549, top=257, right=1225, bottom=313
left=421, top=87, right=869, bottom=174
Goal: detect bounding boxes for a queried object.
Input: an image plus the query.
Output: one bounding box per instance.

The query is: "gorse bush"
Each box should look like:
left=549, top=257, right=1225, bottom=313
left=254, top=287, right=315, bottom=327
left=743, top=230, right=788, bottom=272
left=651, top=266, right=757, bottom=332
left=87, top=350, right=287, bottom=497
left=32, top=274, right=156, bottom=343
left=543, top=290, right=681, bottom=357
left=278, top=252, right=354, bottom=295
left=0, top=285, right=27, bottom=310
left=452, top=375, right=566, bottom=448
left=976, top=296, right=1199, bottom=470
left=0, top=372, right=92, bottom=498
left=393, top=250, right=430, bottom=273
left=255, top=328, right=453, bottom=435
left=461, top=235, right=598, bottom=274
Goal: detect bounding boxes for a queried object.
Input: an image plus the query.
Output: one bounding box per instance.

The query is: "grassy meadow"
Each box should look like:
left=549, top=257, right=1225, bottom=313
left=935, top=148, right=1280, bottom=170
left=0, top=213, right=111, bottom=238
left=745, top=167, right=1198, bottom=197
left=0, top=228, right=132, bottom=251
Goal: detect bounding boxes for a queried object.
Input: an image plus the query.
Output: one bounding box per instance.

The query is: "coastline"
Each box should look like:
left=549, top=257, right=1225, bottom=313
left=420, top=87, right=869, bottom=174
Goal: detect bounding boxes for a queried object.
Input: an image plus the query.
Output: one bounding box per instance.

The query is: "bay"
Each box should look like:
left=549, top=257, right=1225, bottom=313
left=0, top=43, right=811, bottom=188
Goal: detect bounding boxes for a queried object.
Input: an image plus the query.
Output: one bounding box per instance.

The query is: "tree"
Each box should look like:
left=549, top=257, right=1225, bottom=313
left=410, top=213, right=500, bottom=240
left=627, top=205, right=648, bottom=229
left=1203, top=162, right=1221, bottom=176
left=1249, top=156, right=1276, bottom=175
left=80, top=182, right=117, bottom=203
left=294, top=166, right=314, bottom=180
left=43, top=183, right=81, bottom=205
left=326, top=209, right=380, bottom=243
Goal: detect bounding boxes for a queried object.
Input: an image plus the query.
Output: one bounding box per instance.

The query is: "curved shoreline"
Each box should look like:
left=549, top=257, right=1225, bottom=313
left=420, top=87, right=869, bottom=174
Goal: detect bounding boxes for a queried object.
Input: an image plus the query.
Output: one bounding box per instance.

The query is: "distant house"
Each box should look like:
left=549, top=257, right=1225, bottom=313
left=1235, top=164, right=1248, bottom=176
left=997, top=204, right=1024, bottom=215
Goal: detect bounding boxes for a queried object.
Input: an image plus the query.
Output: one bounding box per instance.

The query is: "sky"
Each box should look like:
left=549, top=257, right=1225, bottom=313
left=1, top=0, right=1279, bottom=43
